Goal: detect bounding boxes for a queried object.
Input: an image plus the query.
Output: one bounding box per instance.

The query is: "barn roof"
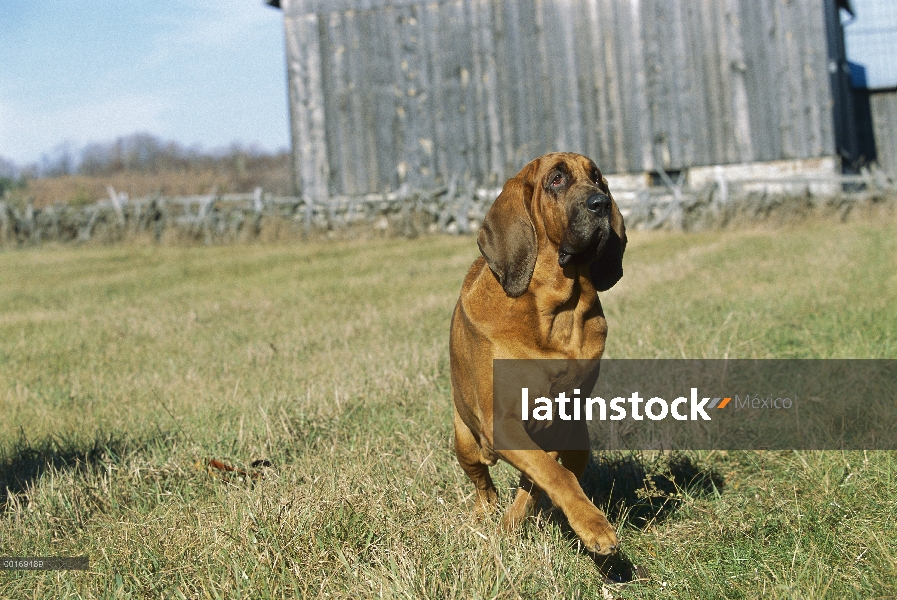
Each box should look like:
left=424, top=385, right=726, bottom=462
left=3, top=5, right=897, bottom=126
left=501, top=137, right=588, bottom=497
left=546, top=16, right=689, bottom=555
left=265, top=0, right=853, bottom=14
left=266, top=0, right=852, bottom=15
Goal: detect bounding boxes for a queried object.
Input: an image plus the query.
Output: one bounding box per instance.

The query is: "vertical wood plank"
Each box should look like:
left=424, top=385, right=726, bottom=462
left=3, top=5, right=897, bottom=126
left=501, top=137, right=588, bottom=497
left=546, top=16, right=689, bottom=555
left=871, top=92, right=897, bottom=177
left=409, top=1, right=440, bottom=186
left=518, top=0, right=545, bottom=162
left=723, top=0, right=755, bottom=162
left=532, top=0, right=555, bottom=155
left=554, top=0, right=585, bottom=154
left=779, top=0, right=800, bottom=159
left=691, top=0, right=721, bottom=165
left=320, top=11, right=351, bottom=194
left=739, top=0, right=777, bottom=162
left=616, top=0, right=641, bottom=172
left=284, top=13, right=330, bottom=199
left=640, top=0, right=661, bottom=168
left=342, top=9, right=366, bottom=192
left=801, top=0, right=830, bottom=158
left=583, top=0, right=607, bottom=168
left=422, top=1, right=448, bottom=183
left=468, top=0, right=504, bottom=185
left=670, top=0, right=697, bottom=167
left=490, top=0, right=519, bottom=175
left=373, top=7, right=394, bottom=191
left=399, top=3, right=436, bottom=188
left=597, top=0, right=630, bottom=172
left=455, top=0, right=480, bottom=182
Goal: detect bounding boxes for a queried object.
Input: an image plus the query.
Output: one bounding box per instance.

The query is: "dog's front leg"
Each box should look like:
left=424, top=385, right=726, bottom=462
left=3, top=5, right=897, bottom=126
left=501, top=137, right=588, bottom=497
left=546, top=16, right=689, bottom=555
left=498, top=447, right=619, bottom=555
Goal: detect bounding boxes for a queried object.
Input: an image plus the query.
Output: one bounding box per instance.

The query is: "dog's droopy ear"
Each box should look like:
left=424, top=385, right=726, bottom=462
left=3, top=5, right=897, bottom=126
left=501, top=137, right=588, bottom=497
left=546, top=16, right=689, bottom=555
left=478, top=172, right=538, bottom=298
left=588, top=189, right=627, bottom=292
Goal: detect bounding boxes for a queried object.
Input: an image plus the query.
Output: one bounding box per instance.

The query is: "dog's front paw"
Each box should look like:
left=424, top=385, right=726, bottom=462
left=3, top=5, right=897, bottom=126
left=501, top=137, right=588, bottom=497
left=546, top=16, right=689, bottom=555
left=570, top=508, right=619, bottom=555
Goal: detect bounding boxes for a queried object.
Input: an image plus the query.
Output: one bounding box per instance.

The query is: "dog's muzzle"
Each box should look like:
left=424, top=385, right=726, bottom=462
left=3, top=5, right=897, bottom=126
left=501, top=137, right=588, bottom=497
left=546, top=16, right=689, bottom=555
left=558, top=194, right=612, bottom=267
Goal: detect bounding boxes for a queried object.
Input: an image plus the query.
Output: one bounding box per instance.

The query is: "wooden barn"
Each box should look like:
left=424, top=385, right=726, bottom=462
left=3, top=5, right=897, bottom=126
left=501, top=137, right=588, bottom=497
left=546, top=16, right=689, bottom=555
left=844, top=0, right=897, bottom=178
left=270, top=0, right=859, bottom=199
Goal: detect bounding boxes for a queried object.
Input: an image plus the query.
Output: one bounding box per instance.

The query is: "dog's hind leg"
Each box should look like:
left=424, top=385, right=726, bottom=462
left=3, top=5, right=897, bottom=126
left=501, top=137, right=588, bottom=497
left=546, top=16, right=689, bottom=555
left=453, top=408, right=498, bottom=514
left=503, top=473, right=543, bottom=531
left=559, top=449, right=589, bottom=479
left=503, top=449, right=569, bottom=530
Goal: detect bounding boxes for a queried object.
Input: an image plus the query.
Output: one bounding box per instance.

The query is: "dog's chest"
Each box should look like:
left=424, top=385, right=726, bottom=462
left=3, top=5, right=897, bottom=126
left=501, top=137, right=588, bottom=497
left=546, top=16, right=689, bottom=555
left=539, top=279, right=607, bottom=358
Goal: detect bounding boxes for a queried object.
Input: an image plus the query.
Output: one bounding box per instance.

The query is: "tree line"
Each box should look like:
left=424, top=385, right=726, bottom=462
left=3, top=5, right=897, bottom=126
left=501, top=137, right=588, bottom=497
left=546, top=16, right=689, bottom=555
left=1, top=133, right=289, bottom=180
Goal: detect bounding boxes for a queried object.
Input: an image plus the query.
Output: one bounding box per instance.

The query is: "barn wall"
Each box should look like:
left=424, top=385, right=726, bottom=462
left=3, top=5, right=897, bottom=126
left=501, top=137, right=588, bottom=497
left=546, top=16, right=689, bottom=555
left=282, top=0, right=837, bottom=198
left=870, top=90, right=897, bottom=177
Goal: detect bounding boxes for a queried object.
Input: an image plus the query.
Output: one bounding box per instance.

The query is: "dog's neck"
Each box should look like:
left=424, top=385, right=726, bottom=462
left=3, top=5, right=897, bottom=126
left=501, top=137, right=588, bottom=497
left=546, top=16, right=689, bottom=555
left=531, top=250, right=598, bottom=310
left=528, top=248, right=605, bottom=356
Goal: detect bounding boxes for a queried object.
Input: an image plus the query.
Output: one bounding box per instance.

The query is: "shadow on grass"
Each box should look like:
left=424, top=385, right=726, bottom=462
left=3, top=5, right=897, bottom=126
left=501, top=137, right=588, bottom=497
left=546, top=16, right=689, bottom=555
left=582, top=451, right=724, bottom=527
left=0, top=430, right=137, bottom=511
left=569, top=452, right=724, bottom=583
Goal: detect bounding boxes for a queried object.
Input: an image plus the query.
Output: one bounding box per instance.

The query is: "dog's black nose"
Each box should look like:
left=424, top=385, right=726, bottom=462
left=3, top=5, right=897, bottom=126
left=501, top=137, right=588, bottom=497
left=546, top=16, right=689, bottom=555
left=586, top=194, right=611, bottom=214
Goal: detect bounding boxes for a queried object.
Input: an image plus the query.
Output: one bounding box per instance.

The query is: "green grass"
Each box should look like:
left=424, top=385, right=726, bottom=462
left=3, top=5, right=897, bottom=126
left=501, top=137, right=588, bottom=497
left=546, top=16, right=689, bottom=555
left=1, top=218, right=896, bottom=598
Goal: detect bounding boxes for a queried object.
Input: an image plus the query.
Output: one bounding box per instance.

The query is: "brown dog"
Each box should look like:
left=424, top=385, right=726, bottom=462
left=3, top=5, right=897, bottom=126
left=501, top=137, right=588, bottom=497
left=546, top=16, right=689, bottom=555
left=449, top=152, right=626, bottom=555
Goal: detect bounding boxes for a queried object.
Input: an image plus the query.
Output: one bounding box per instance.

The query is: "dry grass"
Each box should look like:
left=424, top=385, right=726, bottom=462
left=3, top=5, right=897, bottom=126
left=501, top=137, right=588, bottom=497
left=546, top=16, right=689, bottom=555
left=1, top=217, right=896, bottom=598
left=19, top=162, right=293, bottom=209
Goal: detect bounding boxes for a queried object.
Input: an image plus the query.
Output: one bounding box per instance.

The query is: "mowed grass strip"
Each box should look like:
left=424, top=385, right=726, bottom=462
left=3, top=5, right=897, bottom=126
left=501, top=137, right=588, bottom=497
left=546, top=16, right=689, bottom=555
left=1, top=218, right=896, bottom=598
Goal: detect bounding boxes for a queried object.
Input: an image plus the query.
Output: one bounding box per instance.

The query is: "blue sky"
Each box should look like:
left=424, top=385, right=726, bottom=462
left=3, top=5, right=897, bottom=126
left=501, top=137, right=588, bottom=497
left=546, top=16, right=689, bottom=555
left=0, top=1, right=290, bottom=167
left=844, top=0, right=897, bottom=89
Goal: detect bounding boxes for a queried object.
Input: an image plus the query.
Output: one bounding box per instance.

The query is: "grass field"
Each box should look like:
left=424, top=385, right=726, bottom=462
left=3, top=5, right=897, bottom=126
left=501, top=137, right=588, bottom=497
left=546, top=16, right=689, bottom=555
left=1, top=216, right=896, bottom=598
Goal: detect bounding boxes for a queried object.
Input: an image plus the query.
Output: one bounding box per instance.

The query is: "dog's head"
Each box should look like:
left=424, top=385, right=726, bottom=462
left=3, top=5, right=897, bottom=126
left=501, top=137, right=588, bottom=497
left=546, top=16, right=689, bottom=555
left=478, top=152, right=627, bottom=297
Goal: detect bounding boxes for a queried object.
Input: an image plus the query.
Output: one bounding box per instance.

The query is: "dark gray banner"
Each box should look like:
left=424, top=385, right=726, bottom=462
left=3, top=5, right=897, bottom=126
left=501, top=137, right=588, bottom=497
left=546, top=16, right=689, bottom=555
left=492, top=360, right=897, bottom=450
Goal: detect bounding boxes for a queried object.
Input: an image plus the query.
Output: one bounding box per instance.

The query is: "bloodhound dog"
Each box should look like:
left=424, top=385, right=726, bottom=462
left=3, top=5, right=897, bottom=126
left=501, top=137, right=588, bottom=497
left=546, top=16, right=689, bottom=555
left=449, top=152, right=626, bottom=555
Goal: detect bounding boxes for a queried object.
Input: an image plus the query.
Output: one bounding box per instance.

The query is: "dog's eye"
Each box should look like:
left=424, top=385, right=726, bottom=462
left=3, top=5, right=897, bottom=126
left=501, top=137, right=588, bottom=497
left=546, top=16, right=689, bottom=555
left=550, top=173, right=565, bottom=188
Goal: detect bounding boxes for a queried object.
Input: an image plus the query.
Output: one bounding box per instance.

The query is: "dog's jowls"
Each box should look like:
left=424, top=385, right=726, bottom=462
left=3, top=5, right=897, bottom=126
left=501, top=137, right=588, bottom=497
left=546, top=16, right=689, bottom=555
left=449, top=152, right=626, bottom=555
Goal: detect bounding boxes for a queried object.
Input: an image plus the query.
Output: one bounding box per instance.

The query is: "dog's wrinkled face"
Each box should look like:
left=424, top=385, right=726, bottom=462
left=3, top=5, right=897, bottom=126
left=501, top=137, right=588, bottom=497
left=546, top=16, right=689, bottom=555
left=533, top=154, right=614, bottom=268
left=477, top=152, right=626, bottom=298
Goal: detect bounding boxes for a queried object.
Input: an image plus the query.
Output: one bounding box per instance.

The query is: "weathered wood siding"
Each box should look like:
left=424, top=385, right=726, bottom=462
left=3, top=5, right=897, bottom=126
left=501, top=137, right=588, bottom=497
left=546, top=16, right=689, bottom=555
left=282, top=0, right=837, bottom=197
left=870, top=90, right=897, bottom=177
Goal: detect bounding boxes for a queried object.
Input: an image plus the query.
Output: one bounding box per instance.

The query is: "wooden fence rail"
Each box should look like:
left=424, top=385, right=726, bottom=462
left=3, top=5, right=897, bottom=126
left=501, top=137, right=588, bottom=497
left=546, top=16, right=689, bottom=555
left=1, top=171, right=894, bottom=246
